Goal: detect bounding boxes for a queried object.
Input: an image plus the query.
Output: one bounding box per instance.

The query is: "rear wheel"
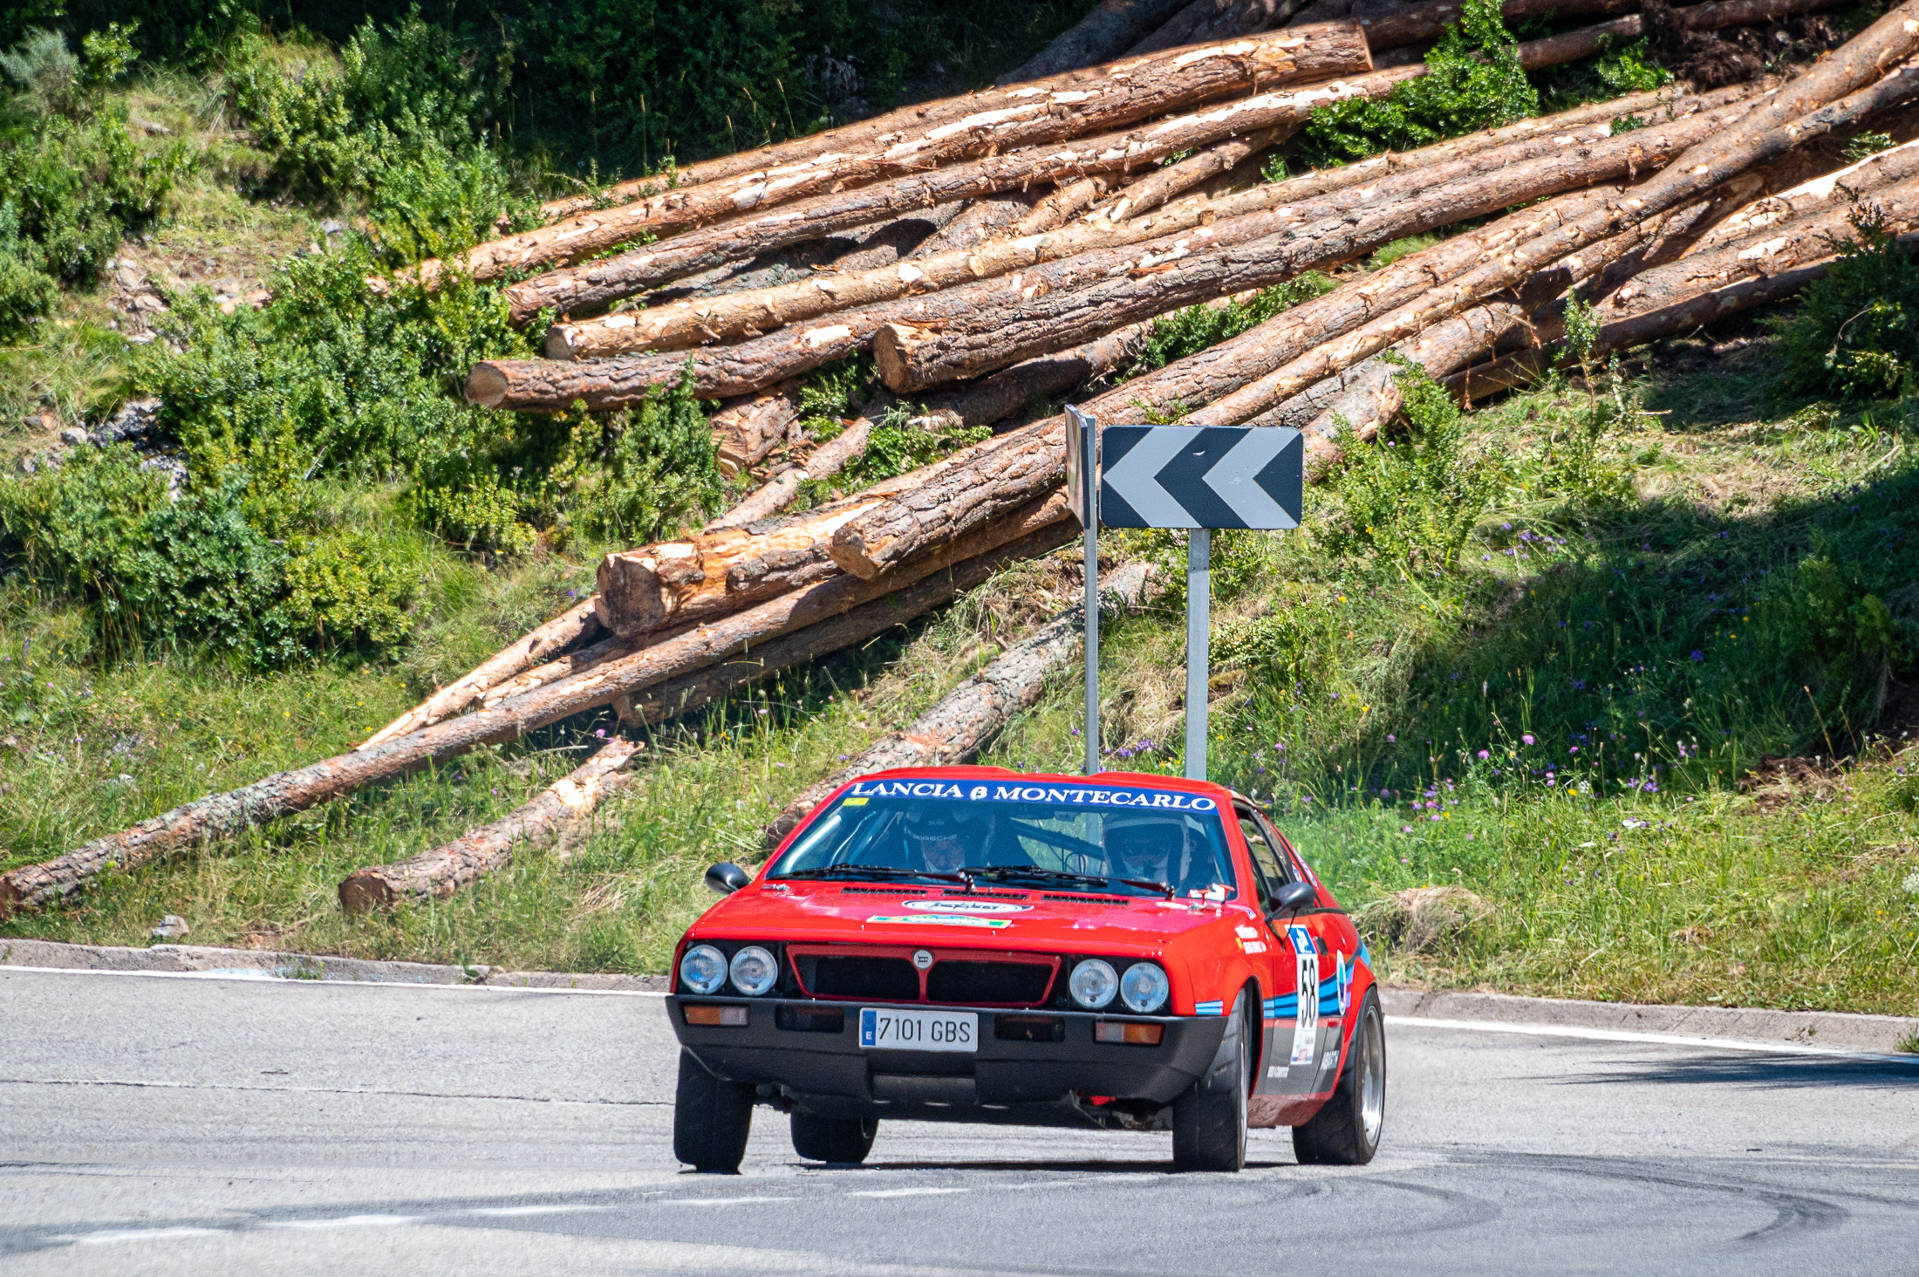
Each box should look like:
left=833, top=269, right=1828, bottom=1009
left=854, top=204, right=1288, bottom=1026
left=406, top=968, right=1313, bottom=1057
left=790, top=1112, right=878, bottom=1164
left=1292, top=988, right=1385, bottom=1166
left=673, top=1049, right=753, bottom=1172
left=1172, top=991, right=1249, bottom=1172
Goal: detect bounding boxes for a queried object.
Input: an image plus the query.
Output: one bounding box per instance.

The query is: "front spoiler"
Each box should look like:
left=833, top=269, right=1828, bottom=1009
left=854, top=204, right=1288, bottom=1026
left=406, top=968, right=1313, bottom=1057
left=668, top=995, right=1228, bottom=1127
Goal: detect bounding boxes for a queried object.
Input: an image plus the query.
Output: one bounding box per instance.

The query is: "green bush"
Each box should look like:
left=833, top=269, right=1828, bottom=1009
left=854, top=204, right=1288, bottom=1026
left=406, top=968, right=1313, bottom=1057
left=0, top=25, right=185, bottom=328
left=562, top=367, right=726, bottom=546
left=1322, top=358, right=1509, bottom=578
left=1125, top=276, right=1335, bottom=378
left=1299, top=0, right=1537, bottom=166
left=1779, top=210, right=1919, bottom=401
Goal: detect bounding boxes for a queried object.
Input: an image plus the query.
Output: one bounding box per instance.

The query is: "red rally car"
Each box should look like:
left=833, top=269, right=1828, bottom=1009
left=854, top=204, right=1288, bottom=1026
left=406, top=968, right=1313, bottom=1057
left=667, top=766, right=1385, bottom=1173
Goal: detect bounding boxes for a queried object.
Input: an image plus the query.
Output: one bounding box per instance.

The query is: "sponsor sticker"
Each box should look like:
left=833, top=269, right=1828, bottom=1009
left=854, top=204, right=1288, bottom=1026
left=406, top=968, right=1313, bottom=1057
left=864, top=914, right=1009, bottom=929
left=1335, top=949, right=1352, bottom=1015
left=902, top=898, right=1030, bottom=914
left=1241, top=940, right=1268, bottom=955
left=842, top=796, right=869, bottom=806
left=1235, top=925, right=1260, bottom=939
left=1287, top=925, right=1319, bottom=1067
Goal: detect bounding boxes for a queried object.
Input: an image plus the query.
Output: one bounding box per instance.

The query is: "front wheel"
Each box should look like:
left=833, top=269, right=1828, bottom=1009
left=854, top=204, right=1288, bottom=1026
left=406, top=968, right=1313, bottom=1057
left=1292, top=987, right=1385, bottom=1166
left=791, top=1112, right=878, bottom=1164
left=1172, top=991, right=1249, bottom=1172
left=673, top=1049, right=753, bottom=1172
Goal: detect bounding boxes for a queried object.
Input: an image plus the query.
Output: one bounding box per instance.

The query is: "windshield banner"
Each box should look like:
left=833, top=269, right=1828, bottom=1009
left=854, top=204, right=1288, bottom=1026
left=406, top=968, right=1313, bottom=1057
left=843, top=779, right=1217, bottom=812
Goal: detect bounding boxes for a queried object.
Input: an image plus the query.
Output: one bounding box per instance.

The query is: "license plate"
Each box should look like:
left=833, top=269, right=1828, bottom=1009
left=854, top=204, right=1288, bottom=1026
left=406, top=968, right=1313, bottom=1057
left=858, top=1007, right=978, bottom=1052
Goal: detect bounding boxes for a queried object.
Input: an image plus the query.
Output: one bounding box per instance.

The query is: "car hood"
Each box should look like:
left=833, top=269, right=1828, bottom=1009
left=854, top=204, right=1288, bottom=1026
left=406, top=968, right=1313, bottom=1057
left=687, top=881, right=1244, bottom=953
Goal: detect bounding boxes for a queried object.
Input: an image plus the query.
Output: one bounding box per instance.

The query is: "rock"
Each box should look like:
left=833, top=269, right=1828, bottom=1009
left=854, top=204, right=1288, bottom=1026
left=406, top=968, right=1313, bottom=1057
left=16, top=455, right=36, bottom=476
left=1356, top=886, right=1493, bottom=956
left=139, top=455, right=188, bottom=494
left=319, top=218, right=346, bottom=236
left=91, top=398, right=161, bottom=445
left=115, top=263, right=144, bottom=290
left=150, top=915, right=190, bottom=941
left=58, top=426, right=89, bottom=447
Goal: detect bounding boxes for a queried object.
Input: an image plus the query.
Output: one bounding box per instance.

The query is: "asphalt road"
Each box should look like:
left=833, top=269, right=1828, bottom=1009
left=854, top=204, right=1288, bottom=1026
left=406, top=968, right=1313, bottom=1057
left=2, top=966, right=1916, bottom=1276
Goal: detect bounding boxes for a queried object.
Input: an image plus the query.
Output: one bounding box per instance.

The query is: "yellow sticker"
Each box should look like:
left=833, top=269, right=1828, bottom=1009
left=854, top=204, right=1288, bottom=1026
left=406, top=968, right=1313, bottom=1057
left=843, top=796, right=868, bottom=806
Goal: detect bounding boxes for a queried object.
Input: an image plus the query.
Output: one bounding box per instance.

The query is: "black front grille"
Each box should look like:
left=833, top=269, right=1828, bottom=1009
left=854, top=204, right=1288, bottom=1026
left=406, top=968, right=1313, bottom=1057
left=926, top=960, right=1052, bottom=1005
left=801, top=955, right=920, bottom=1001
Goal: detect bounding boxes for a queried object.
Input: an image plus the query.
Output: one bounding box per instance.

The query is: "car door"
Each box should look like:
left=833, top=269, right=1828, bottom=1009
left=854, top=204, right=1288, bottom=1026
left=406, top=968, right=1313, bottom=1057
left=1261, top=812, right=1364, bottom=1098
left=1233, top=804, right=1328, bottom=1101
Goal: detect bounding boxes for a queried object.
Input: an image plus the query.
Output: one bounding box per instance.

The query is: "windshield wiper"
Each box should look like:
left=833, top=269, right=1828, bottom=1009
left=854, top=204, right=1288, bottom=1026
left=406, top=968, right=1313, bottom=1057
left=774, top=864, right=970, bottom=885
left=960, top=865, right=1172, bottom=897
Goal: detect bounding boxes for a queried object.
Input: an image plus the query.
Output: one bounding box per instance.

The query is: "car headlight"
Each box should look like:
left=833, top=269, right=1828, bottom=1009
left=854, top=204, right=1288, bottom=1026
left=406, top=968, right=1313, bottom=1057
left=1119, top=962, right=1170, bottom=1014
left=1069, top=958, right=1118, bottom=1009
left=679, top=944, right=727, bottom=995
left=729, top=945, right=779, bottom=996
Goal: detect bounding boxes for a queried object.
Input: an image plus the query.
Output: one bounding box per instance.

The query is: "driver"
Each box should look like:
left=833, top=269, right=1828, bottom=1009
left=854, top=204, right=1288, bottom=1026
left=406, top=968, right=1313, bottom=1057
left=1105, top=816, right=1184, bottom=889
left=902, top=805, right=992, bottom=874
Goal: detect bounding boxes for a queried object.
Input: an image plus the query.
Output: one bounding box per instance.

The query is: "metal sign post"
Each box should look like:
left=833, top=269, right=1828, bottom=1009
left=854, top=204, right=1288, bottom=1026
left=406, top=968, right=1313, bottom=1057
left=1064, top=406, right=1100, bottom=775
left=1185, top=529, right=1210, bottom=782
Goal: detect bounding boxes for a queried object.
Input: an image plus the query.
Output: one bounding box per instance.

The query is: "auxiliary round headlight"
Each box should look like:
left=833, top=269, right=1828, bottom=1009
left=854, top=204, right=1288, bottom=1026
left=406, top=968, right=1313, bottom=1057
left=729, top=945, right=779, bottom=996
left=679, top=944, right=727, bottom=995
left=1069, top=958, right=1119, bottom=1009
left=1119, top=962, right=1170, bottom=1014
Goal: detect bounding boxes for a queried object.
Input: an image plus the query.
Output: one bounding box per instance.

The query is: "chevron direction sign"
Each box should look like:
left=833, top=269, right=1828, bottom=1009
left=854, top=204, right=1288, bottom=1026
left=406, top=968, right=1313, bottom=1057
left=1098, top=425, right=1302, bottom=531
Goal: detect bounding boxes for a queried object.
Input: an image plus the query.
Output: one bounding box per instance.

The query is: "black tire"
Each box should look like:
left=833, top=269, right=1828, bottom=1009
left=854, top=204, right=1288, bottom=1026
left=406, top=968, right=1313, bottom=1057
left=790, top=1112, right=878, bottom=1164
left=1172, top=990, right=1250, bottom=1172
left=1292, top=987, right=1385, bottom=1166
left=673, top=1049, right=754, bottom=1172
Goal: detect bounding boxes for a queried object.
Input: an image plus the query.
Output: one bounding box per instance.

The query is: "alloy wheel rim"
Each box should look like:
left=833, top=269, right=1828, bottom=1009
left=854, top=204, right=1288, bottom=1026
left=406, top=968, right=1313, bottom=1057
left=1359, top=1010, right=1385, bottom=1146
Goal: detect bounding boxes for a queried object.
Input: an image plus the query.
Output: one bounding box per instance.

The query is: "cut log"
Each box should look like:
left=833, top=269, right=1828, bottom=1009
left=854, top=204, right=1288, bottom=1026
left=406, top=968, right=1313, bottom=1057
left=536, top=14, right=1342, bottom=224
left=867, top=94, right=1756, bottom=392
left=1085, top=125, right=1287, bottom=226
left=762, top=561, right=1160, bottom=850
left=1684, top=131, right=1919, bottom=252
left=337, top=735, right=643, bottom=913
left=705, top=393, right=897, bottom=531
left=509, top=70, right=1398, bottom=329
left=1132, top=0, right=1307, bottom=55
left=421, top=26, right=1375, bottom=287
left=1377, top=0, right=1853, bottom=71
left=1004, top=0, right=1198, bottom=83
left=358, top=598, right=603, bottom=750
left=0, top=493, right=1074, bottom=919
left=710, top=384, right=801, bottom=477
left=909, top=318, right=1158, bottom=433
left=538, top=83, right=1732, bottom=352
left=615, top=518, right=1078, bottom=732
left=513, top=93, right=1757, bottom=408
left=1312, top=175, right=1919, bottom=438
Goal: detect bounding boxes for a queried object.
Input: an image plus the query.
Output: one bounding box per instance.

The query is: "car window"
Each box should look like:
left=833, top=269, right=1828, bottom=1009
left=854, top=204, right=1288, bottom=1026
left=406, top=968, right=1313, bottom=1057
left=1237, top=810, right=1293, bottom=910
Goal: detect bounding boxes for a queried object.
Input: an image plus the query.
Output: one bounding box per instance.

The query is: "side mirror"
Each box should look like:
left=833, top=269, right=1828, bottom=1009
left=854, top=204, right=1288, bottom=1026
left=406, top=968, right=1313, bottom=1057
left=1267, top=880, right=1317, bottom=918
left=705, top=862, right=752, bottom=895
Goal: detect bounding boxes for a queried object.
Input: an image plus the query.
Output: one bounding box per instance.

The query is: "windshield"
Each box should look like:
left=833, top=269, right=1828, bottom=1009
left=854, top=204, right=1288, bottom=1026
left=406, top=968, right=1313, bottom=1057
left=770, top=778, right=1238, bottom=899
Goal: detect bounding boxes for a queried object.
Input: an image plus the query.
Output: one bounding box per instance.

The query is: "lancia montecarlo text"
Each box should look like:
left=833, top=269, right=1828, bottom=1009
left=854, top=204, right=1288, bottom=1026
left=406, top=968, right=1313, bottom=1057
left=667, top=766, right=1385, bottom=1172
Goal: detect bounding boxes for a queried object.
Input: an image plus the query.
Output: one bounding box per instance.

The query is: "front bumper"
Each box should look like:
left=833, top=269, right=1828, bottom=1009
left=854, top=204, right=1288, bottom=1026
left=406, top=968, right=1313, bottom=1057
left=667, top=995, right=1227, bottom=1126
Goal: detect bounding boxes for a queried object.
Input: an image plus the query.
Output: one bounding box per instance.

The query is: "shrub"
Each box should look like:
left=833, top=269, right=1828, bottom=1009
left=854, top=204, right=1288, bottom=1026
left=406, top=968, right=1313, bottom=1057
left=1322, top=357, right=1509, bottom=578
left=1779, top=209, right=1919, bottom=401
left=1299, top=0, right=1537, bottom=166
left=1125, top=276, right=1335, bottom=377
left=563, top=367, right=725, bottom=545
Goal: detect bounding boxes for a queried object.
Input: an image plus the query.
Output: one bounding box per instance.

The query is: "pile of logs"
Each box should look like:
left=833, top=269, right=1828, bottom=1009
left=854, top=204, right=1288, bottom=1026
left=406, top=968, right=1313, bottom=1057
left=7, top=0, right=1919, bottom=920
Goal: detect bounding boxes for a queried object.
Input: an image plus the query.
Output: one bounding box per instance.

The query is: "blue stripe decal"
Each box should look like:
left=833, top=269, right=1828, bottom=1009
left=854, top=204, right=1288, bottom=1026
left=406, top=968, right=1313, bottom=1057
left=1194, top=999, right=1225, bottom=1016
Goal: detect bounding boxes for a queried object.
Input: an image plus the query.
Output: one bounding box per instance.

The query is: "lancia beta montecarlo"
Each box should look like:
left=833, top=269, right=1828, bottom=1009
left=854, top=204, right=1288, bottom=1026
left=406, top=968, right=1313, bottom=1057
left=667, top=766, right=1385, bottom=1173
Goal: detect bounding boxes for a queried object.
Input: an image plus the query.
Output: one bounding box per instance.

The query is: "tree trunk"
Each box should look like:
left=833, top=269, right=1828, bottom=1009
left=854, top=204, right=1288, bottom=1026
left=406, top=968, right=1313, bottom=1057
left=0, top=493, right=1073, bottom=918
left=337, top=736, right=644, bottom=914
left=596, top=495, right=892, bottom=638
left=507, top=92, right=1752, bottom=409
left=1683, top=132, right=1919, bottom=253
left=508, top=69, right=1395, bottom=329
left=1086, top=125, right=1287, bottom=226
left=358, top=598, right=603, bottom=750
left=867, top=96, right=1751, bottom=393
left=420, top=26, right=1373, bottom=287
left=614, top=518, right=1077, bottom=731
left=539, top=82, right=1728, bottom=353
left=705, top=393, right=896, bottom=531
left=1132, top=0, right=1308, bottom=55
left=1005, top=0, right=1200, bottom=83
left=908, top=317, right=1158, bottom=433
left=760, top=561, right=1159, bottom=851
left=710, top=384, right=801, bottom=477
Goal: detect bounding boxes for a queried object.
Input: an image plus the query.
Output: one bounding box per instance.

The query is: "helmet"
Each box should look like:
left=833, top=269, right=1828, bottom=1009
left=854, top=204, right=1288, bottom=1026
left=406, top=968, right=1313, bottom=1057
left=903, top=804, right=986, bottom=870
left=1105, top=815, right=1182, bottom=881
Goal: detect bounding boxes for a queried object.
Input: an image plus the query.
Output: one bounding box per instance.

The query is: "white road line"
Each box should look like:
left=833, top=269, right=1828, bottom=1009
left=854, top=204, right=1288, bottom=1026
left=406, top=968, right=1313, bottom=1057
left=0, top=964, right=668, bottom=998
left=848, top=1187, right=971, bottom=1199
left=462, top=1204, right=614, bottom=1219
left=54, top=1227, right=227, bottom=1246
left=657, top=1195, right=801, bottom=1207
left=1391, top=1015, right=1919, bottom=1063
left=263, top=1214, right=422, bottom=1230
